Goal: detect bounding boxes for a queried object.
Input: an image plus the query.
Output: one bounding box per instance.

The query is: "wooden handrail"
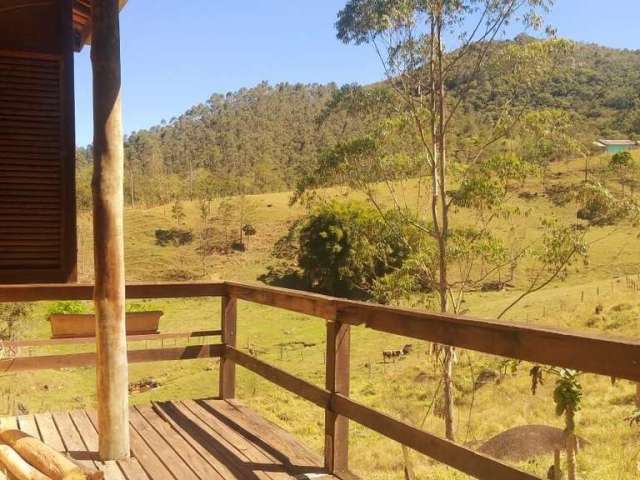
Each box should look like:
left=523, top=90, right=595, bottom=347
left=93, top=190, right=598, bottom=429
left=334, top=299, right=640, bottom=382
left=0, top=281, right=226, bottom=302
left=1, top=280, right=638, bottom=479
left=228, top=282, right=640, bottom=382
left=226, top=281, right=337, bottom=319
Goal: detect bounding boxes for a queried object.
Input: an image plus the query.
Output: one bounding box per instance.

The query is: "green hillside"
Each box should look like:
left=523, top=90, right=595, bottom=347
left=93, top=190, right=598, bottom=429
left=4, top=149, right=640, bottom=479
left=75, top=39, right=640, bottom=211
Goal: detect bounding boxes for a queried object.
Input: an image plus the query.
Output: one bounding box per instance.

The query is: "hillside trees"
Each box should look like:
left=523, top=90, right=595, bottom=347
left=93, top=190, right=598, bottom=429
left=74, top=44, right=640, bottom=207
left=115, top=83, right=367, bottom=206
left=293, top=0, right=587, bottom=444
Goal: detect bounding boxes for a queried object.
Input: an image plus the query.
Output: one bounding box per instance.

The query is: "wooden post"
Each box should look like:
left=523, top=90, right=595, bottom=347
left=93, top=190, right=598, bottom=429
left=90, top=0, right=129, bottom=461
left=324, top=315, right=350, bottom=473
left=219, top=296, right=237, bottom=399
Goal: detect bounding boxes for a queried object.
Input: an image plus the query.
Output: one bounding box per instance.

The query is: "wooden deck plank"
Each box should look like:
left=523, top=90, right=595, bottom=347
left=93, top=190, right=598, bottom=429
left=115, top=457, right=151, bottom=480
left=88, top=409, right=172, bottom=480
left=34, top=412, right=65, bottom=452
left=151, top=401, right=244, bottom=480
left=0, top=416, right=18, bottom=430
left=128, top=423, right=175, bottom=480
left=68, top=410, right=126, bottom=480
left=16, top=415, right=41, bottom=439
left=128, top=408, right=200, bottom=480
left=183, top=399, right=291, bottom=480
left=84, top=409, right=150, bottom=480
left=134, top=405, right=224, bottom=480
left=206, top=399, right=325, bottom=470
left=52, top=411, right=98, bottom=472
left=157, top=400, right=267, bottom=479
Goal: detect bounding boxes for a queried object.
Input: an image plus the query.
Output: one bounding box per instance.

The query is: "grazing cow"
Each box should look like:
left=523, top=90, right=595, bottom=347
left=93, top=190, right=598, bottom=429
left=382, top=349, right=402, bottom=363
left=383, top=344, right=414, bottom=363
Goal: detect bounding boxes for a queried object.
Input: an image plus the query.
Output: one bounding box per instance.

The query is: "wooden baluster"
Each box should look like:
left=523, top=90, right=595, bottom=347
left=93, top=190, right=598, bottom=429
left=324, top=314, right=350, bottom=473
left=219, top=296, right=237, bottom=399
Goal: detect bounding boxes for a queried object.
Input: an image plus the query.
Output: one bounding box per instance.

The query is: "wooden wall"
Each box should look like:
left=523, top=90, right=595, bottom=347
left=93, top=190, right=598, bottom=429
left=0, top=0, right=77, bottom=283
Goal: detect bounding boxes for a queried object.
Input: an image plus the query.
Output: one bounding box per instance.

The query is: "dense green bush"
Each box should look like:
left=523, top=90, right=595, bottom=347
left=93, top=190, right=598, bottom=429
left=154, top=228, right=194, bottom=246
left=576, top=181, right=636, bottom=225
left=609, top=150, right=633, bottom=169
left=297, top=201, right=413, bottom=297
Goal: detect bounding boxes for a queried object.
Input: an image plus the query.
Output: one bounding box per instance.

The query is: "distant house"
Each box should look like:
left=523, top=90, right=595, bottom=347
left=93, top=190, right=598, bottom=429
left=593, top=139, right=639, bottom=154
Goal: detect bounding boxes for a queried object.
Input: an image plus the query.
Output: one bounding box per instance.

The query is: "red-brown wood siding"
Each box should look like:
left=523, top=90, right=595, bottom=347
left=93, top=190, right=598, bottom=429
left=0, top=0, right=77, bottom=283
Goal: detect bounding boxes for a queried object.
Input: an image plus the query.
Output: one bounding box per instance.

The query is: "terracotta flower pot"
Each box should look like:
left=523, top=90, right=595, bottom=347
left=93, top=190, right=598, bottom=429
left=48, top=311, right=162, bottom=339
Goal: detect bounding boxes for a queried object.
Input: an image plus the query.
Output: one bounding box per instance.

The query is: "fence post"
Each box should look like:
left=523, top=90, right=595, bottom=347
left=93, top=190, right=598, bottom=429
left=324, top=313, right=350, bottom=473
left=219, top=296, right=237, bottom=399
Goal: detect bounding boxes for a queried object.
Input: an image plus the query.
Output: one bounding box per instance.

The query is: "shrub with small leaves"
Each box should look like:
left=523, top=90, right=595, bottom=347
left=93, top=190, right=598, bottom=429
left=553, top=369, right=582, bottom=418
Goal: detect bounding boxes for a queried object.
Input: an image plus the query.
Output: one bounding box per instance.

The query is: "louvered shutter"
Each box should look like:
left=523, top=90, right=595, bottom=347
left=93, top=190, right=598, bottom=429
left=0, top=51, right=76, bottom=283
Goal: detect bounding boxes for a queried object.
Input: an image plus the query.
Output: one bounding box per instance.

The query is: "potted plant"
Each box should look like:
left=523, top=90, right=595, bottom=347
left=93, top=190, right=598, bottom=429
left=47, top=301, right=162, bottom=339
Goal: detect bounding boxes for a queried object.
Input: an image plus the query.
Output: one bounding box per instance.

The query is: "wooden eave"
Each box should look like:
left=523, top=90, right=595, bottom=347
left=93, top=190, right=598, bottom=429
left=72, top=0, right=127, bottom=52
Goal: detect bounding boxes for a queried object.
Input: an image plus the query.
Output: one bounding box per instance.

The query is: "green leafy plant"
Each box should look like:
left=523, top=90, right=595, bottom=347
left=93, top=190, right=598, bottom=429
left=47, top=301, right=88, bottom=316
left=126, top=302, right=158, bottom=313
left=529, top=366, right=583, bottom=480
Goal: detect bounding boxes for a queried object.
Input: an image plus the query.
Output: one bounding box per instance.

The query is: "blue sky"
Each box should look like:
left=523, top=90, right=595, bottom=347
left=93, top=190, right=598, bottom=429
left=74, top=0, right=640, bottom=146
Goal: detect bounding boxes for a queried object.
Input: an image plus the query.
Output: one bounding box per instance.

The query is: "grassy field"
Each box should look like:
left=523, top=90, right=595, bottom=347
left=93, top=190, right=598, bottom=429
left=3, top=152, right=640, bottom=479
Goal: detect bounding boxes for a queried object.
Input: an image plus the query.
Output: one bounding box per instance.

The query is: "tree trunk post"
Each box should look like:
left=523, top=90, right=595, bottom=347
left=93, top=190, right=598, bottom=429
left=554, top=449, right=562, bottom=480
left=324, top=315, right=350, bottom=474
left=219, top=296, right=237, bottom=399
left=565, top=409, right=577, bottom=480
left=91, top=0, right=129, bottom=461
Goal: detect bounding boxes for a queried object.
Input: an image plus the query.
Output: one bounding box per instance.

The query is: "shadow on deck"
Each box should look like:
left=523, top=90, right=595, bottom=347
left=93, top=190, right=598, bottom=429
left=0, top=399, right=338, bottom=480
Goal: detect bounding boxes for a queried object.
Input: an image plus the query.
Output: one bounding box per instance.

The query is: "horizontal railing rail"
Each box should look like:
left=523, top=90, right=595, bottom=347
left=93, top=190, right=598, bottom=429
left=1, top=280, right=639, bottom=480
left=0, top=344, right=223, bottom=373
left=4, top=329, right=221, bottom=348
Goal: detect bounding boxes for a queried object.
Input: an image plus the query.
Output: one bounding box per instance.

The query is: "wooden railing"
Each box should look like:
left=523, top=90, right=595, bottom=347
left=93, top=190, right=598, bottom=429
left=1, top=281, right=640, bottom=479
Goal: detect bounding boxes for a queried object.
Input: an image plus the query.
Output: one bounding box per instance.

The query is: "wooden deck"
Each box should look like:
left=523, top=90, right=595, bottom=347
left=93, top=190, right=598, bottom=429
left=0, top=399, right=338, bottom=480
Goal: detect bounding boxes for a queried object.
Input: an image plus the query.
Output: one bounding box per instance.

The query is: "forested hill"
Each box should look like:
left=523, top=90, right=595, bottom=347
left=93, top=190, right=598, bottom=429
left=75, top=40, right=640, bottom=208
left=452, top=37, right=640, bottom=135
left=76, top=82, right=361, bottom=208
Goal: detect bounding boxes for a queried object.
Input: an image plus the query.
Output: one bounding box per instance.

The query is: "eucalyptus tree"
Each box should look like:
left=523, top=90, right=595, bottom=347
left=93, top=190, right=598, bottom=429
left=294, top=0, right=582, bottom=443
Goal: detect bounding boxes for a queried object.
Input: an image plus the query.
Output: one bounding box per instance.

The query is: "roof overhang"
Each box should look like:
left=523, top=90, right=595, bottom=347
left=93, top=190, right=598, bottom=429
left=73, top=0, right=128, bottom=52
left=596, top=139, right=637, bottom=146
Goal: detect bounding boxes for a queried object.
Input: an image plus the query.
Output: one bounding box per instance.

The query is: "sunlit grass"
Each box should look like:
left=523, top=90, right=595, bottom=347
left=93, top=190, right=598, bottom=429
left=3, top=152, right=640, bottom=478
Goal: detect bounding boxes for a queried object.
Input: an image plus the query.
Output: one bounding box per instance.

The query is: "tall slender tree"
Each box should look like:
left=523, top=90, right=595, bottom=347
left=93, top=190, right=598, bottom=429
left=322, top=0, right=562, bottom=441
